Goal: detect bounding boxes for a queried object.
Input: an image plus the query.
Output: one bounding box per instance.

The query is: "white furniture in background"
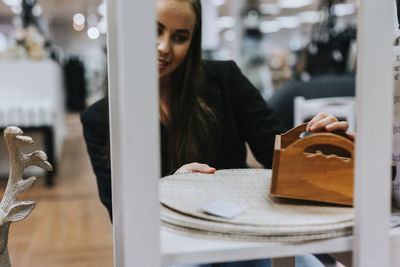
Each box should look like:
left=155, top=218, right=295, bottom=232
left=106, top=0, right=394, bottom=266
left=0, top=59, right=66, bottom=185
left=294, top=96, right=356, bottom=133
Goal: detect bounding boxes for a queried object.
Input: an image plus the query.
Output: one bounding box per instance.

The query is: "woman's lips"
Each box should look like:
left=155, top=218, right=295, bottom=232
left=158, top=59, right=170, bottom=69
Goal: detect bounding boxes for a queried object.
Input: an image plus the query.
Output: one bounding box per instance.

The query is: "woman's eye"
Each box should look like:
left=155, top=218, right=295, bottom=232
left=173, top=35, right=188, bottom=43
left=158, top=28, right=162, bottom=36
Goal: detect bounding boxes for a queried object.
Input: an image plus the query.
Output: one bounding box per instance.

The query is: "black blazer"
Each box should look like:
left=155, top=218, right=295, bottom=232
left=81, top=60, right=285, bottom=219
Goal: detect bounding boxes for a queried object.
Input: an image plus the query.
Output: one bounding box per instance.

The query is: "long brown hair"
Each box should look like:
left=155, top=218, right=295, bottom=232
left=166, top=0, right=216, bottom=170
left=105, top=0, right=216, bottom=172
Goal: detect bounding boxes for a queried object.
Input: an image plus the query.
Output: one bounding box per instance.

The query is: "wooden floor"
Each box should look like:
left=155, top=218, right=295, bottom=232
left=3, top=113, right=114, bottom=267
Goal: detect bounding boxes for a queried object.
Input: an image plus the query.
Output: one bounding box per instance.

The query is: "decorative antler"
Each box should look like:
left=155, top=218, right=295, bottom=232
left=0, top=126, right=52, bottom=267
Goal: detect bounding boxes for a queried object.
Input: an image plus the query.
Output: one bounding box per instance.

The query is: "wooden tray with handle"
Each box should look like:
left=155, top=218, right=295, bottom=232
left=270, top=123, right=354, bottom=206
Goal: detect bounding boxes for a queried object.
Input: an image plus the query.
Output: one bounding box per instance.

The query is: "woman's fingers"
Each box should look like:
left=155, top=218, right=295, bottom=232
left=307, top=113, right=337, bottom=132
left=307, top=112, right=349, bottom=133
left=306, top=112, right=330, bottom=132
left=347, top=132, right=355, bottom=140
left=189, top=163, right=216, bottom=173
left=174, top=162, right=216, bottom=175
left=325, top=121, right=349, bottom=132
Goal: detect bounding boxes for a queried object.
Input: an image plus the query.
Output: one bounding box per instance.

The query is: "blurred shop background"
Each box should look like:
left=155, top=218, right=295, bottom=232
left=0, top=0, right=358, bottom=141
left=0, top=1, right=112, bottom=267
left=202, top=0, right=356, bottom=131
left=0, top=0, right=356, bottom=266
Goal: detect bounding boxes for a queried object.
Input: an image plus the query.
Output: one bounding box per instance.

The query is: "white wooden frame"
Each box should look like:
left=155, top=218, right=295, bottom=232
left=353, top=0, right=393, bottom=266
left=106, top=0, right=160, bottom=266
left=106, top=0, right=395, bottom=266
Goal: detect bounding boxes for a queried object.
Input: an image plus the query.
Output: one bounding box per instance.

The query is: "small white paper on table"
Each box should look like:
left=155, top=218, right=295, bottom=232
left=199, top=199, right=247, bottom=219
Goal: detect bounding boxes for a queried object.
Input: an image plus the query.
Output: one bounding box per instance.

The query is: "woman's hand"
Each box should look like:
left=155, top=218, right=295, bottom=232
left=174, top=162, right=216, bottom=175
left=306, top=112, right=354, bottom=138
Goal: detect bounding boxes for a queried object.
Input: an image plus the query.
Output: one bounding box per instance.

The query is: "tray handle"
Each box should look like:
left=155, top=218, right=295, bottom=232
left=280, top=123, right=308, bottom=148
left=289, top=132, right=354, bottom=159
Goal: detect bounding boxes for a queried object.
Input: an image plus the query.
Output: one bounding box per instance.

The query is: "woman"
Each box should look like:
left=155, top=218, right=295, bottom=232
left=81, top=0, right=349, bottom=266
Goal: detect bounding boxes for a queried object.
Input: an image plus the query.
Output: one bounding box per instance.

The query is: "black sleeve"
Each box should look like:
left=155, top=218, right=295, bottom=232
left=80, top=101, right=113, bottom=221
left=228, top=61, right=287, bottom=168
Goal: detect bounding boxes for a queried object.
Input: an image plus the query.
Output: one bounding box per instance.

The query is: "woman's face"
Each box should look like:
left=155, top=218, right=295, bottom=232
left=157, top=0, right=196, bottom=81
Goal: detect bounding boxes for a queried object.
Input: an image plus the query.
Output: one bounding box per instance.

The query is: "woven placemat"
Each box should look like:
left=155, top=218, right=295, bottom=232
left=160, top=169, right=353, bottom=241
left=161, top=222, right=352, bottom=243
left=161, top=204, right=353, bottom=235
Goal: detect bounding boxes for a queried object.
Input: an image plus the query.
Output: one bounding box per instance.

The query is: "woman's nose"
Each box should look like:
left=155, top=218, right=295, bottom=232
left=157, top=36, right=170, bottom=54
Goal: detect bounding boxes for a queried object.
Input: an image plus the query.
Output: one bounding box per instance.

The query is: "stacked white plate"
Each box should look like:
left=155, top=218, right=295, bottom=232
left=160, top=169, right=353, bottom=242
